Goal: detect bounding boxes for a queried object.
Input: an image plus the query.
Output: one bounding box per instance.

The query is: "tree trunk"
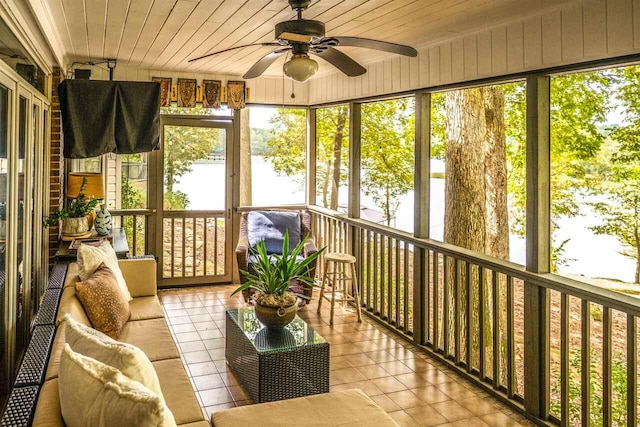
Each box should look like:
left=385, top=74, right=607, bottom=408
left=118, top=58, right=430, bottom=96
left=444, top=88, right=487, bottom=358
left=482, top=87, right=509, bottom=260
left=322, top=160, right=331, bottom=208
left=443, top=87, right=510, bottom=383
left=444, top=89, right=487, bottom=252
left=239, top=108, right=252, bottom=206
left=330, top=107, right=348, bottom=211
left=482, top=87, right=510, bottom=385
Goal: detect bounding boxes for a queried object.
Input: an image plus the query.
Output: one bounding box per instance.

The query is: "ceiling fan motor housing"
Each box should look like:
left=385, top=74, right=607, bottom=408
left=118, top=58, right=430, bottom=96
left=275, top=19, right=325, bottom=40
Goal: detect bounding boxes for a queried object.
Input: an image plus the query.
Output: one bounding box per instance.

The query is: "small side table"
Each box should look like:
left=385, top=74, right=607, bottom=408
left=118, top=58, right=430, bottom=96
left=225, top=307, right=329, bottom=403
left=55, top=228, right=129, bottom=261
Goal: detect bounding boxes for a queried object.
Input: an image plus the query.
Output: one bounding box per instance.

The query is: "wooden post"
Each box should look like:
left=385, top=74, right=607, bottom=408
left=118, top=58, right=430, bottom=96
left=524, top=75, right=551, bottom=419
left=307, top=107, right=317, bottom=207
left=348, top=102, right=361, bottom=219
left=348, top=103, right=361, bottom=258
left=413, top=92, right=431, bottom=346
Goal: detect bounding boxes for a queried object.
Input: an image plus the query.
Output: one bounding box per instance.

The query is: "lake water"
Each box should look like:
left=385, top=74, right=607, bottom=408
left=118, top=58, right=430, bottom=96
left=173, top=156, right=636, bottom=283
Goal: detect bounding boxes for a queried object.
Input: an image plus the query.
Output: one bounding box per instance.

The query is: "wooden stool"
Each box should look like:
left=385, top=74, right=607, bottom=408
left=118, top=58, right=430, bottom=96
left=317, top=252, right=362, bottom=324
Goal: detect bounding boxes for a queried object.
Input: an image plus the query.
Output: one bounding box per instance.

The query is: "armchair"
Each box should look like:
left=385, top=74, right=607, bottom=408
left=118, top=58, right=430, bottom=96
left=236, top=210, right=318, bottom=304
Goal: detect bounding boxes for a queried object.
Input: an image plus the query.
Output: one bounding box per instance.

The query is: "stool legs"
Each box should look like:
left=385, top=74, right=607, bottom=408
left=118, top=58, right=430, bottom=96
left=317, top=259, right=329, bottom=314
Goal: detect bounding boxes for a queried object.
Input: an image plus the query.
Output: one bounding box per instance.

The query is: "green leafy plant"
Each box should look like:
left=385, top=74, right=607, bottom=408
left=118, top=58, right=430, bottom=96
left=232, top=230, right=324, bottom=300
left=44, top=177, right=101, bottom=227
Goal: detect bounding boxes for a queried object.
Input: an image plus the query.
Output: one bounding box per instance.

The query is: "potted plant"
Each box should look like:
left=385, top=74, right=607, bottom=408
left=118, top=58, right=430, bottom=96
left=233, top=230, right=324, bottom=329
left=44, top=177, right=101, bottom=237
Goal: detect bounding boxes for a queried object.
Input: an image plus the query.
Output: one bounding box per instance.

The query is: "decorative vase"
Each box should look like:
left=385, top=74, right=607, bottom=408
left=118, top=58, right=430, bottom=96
left=61, top=217, right=89, bottom=237
left=94, top=203, right=112, bottom=236
left=254, top=292, right=298, bottom=329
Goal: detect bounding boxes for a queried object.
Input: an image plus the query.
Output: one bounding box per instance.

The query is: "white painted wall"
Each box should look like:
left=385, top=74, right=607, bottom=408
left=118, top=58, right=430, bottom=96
left=308, top=0, right=640, bottom=104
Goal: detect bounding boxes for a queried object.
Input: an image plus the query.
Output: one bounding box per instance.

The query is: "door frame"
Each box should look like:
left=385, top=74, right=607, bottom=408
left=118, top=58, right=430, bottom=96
left=155, top=115, right=235, bottom=287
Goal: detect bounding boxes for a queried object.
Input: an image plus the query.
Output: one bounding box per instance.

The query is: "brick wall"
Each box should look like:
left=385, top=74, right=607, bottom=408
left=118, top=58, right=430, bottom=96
left=48, top=67, right=64, bottom=265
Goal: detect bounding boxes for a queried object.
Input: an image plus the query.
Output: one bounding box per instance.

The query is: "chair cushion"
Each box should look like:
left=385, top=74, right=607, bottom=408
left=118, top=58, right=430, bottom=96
left=64, top=314, right=164, bottom=399
left=75, top=263, right=131, bottom=339
left=78, top=241, right=132, bottom=301
left=247, top=211, right=301, bottom=253
left=58, top=344, right=176, bottom=427
left=33, top=379, right=64, bottom=426
left=153, top=358, right=205, bottom=425
left=210, top=389, right=398, bottom=426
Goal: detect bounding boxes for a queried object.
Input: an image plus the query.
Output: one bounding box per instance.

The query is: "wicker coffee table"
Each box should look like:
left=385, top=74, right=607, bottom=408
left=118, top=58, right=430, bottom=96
left=225, top=307, right=329, bottom=403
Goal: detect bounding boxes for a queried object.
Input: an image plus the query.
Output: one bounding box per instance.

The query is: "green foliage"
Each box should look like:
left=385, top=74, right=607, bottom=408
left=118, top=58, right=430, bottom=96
left=264, top=108, right=307, bottom=176
left=233, top=231, right=324, bottom=299
left=550, top=350, right=634, bottom=426
left=164, top=190, right=188, bottom=210
left=586, top=66, right=640, bottom=282
left=251, top=127, right=274, bottom=156
left=44, top=177, right=101, bottom=227
left=121, top=177, right=144, bottom=209
left=361, top=98, right=415, bottom=225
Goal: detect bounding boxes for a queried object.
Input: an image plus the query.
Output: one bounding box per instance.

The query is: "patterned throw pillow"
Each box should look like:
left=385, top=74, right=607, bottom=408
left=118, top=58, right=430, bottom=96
left=75, top=263, right=131, bottom=339
left=77, top=240, right=132, bottom=301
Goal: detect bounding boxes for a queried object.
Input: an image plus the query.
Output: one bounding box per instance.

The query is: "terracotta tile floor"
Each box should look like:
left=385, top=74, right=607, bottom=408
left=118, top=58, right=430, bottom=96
left=159, top=285, right=534, bottom=426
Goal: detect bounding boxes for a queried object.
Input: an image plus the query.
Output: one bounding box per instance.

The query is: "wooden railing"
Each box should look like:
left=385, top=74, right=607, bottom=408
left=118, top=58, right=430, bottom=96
left=161, top=210, right=227, bottom=282
left=310, top=206, right=640, bottom=427
left=110, top=209, right=153, bottom=256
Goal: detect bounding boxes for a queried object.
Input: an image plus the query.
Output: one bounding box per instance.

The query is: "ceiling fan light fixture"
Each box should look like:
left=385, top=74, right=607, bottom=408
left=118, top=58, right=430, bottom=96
left=283, top=53, right=318, bottom=82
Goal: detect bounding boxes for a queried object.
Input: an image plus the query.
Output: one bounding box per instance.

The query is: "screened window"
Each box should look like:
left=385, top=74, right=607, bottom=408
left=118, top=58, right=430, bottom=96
left=360, top=98, right=415, bottom=232
left=314, top=105, right=349, bottom=211
left=430, top=82, right=526, bottom=265
left=240, top=106, right=307, bottom=206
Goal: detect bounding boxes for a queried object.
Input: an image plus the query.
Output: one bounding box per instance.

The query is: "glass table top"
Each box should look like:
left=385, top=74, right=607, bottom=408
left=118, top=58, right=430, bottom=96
left=227, top=307, right=327, bottom=353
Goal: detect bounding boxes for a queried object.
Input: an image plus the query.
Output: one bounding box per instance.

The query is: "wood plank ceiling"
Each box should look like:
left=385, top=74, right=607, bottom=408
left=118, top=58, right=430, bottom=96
left=47, top=0, right=579, bottom=77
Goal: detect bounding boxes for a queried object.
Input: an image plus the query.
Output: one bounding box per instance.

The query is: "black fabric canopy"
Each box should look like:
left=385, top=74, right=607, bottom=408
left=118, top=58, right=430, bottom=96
left=59, top=80, right=160, bottom=158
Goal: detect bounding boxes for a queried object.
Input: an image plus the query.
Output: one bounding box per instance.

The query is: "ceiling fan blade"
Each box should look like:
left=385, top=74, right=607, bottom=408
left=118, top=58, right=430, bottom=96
left=319, top=36, right=417, bottom=57
left=313, top=47, right=366, bottom=77
left=188, top=42, right=282, bottom=63
left=243, top=48, right=291, bottom=79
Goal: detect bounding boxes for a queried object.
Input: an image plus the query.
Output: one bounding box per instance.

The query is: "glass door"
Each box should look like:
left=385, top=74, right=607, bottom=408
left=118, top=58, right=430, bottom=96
left=158, top=117, right=233, bottom=286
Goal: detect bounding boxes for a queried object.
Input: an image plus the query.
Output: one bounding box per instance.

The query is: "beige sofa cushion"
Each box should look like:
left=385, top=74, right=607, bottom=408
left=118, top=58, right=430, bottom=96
left=154, top=358, right=205, bottom=425
left=118, top=318, right=180, bottom=361
left=58, top=344, right=176, bottom=427
left=33, top=379, right=63, bottom=426
left=118, top=258, right=158, bottom=297
left=211, top=389, right=399, bottom=427
left=130, top=296, right=165, bottom=321
left=56, top=286, right=91, bottom=326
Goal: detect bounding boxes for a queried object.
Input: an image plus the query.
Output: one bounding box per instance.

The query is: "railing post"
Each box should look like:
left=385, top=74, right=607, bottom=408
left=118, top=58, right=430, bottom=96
left=524, top=75, right=551, bottom=419
left=413, top=92, right=431, bottom=345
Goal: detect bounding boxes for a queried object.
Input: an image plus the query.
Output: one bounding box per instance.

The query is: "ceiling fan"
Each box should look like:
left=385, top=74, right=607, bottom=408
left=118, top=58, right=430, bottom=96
left=188, top=0, right=418, bottom=82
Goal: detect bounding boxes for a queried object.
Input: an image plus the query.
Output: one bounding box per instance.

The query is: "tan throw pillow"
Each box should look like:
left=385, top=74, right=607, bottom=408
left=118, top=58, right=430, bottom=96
left=63, top=314, right=163, bottom=399
left=58, top=344, right=176, bottom=427
left=75, top=263, right=130, bottom=339
left=78, top=240, right=132, bottom=301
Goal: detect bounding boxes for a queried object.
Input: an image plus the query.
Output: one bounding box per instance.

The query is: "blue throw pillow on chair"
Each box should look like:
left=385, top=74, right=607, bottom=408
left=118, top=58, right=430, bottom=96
left=247, top=211, right=301, bottom=254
